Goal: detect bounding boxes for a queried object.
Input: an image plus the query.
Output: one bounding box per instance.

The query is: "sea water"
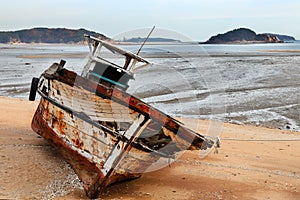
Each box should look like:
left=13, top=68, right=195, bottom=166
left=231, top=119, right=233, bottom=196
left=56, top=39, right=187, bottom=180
left=0, top=42, right=299, bottom=131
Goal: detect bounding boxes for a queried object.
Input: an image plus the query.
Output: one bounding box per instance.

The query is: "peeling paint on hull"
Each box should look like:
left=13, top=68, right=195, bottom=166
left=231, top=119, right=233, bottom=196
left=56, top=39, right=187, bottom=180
left=31, top=61, right=215, bottom=198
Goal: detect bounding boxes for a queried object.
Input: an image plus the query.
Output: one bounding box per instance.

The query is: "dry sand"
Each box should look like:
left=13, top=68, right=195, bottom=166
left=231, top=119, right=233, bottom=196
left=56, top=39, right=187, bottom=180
left=0, top=96, right=299, bottom=199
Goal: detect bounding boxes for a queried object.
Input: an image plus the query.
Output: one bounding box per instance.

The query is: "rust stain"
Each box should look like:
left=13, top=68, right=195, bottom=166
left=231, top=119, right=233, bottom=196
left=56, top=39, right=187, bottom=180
left=72, top=129, right=83, bottom=148
left=41, top=98, right=50, bottom=121
left=91, top=138, right=99, bottom=157
left=57, top=110, right=66, bottom=135
left=51, top=117, right=57, bottom=129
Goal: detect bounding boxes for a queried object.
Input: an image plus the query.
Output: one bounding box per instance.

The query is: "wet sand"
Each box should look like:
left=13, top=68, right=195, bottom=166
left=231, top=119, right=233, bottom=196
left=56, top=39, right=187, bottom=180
left=0, top=96, right=299, bottom=199
left=16, top=53, right=87, bottom=59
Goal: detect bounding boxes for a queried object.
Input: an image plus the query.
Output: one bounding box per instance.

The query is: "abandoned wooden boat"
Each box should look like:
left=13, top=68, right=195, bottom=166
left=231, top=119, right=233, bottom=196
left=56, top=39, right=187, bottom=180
left=29, top=35, right=219, bottom=198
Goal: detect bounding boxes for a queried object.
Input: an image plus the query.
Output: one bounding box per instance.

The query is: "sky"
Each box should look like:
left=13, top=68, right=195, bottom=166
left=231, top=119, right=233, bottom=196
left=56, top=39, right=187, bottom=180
left=1, top=0, right=300, bottom=41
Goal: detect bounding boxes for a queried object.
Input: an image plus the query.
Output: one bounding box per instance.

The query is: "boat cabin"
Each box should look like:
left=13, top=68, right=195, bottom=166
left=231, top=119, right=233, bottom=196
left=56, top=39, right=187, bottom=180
left=82, top=35, right=149, bottom=90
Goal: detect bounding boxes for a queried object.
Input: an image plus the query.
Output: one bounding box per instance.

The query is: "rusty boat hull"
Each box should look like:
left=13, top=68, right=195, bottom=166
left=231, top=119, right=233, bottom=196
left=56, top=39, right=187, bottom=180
left=30, top=35, right=217, bottom=198
left=31, top=63, right=214, bottom=198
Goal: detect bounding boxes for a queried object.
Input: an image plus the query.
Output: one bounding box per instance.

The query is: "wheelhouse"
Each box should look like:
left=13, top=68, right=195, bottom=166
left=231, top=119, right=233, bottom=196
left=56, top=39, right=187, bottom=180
left=82, top=35, right=149, bottom=90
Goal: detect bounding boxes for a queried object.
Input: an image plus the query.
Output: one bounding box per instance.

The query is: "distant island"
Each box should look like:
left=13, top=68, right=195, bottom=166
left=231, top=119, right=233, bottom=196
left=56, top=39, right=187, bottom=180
left=0, top=28, right=110, bottom=44
left=203, top=28, right=296, bottom=44
left=120, top=37, right=181, bottom=43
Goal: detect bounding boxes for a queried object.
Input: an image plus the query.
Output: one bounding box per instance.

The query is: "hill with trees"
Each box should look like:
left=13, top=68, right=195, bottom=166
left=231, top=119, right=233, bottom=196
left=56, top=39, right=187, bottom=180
left=203, top=28, right=295, bottom=44
left=0, top=28, right=109, bottom=43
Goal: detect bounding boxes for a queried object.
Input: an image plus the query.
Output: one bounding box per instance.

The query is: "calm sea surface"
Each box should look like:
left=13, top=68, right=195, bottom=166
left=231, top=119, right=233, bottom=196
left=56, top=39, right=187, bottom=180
left=1, top=42, right=299, bottom=131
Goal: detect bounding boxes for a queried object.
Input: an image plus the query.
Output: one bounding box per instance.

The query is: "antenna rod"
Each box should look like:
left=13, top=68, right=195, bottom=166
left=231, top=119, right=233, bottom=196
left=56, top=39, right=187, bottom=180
left=136, top=26, right=155, bottom=55
left=127, top=26, right=155, bottom=71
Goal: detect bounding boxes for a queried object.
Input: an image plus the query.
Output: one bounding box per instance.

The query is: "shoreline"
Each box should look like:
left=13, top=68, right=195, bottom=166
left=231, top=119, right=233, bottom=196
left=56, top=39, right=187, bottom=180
left=2, top=42, right=299, bottom=60
left=15, top=50, right=300, bottom=60
left=0, top=96, right=299, bottom=199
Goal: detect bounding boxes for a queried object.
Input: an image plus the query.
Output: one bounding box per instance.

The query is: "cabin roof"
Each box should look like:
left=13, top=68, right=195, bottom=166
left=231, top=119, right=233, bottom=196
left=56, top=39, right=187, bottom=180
left=85, top=35, right=149, bottom=64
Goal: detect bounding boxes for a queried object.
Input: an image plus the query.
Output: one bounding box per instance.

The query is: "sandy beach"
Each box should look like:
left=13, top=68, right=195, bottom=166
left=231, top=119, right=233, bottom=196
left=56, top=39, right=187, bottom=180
left=0, top=96, right=299, bottom=199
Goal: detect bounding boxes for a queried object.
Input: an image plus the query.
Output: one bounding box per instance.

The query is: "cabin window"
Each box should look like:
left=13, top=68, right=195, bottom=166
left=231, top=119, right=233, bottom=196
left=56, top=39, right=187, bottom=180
left=89, top=61, right=133, bottom=89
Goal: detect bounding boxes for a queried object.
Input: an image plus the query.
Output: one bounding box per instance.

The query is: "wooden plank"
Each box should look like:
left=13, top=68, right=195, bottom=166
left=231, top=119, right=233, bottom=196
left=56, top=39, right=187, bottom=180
left=49, top=80, right=138, bottom=122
